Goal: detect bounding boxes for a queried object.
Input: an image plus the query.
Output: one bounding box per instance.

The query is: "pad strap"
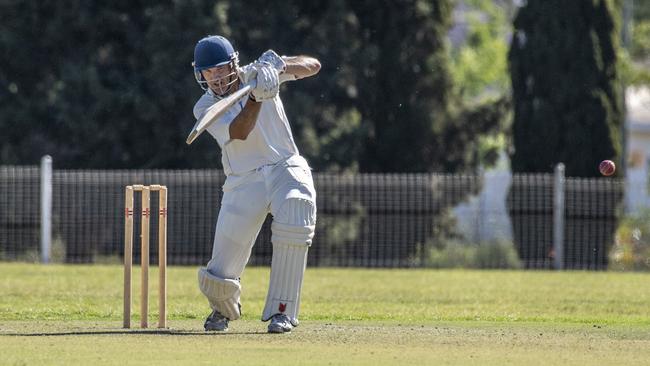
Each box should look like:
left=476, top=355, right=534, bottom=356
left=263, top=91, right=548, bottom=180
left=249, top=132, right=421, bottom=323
left=198, top=268, right=242, bottom=320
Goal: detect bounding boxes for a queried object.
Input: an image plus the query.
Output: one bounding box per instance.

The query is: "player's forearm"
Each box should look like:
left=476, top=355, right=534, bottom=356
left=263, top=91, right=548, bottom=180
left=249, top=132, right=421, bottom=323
left=229, top=98, right=262, bottom=140
left=283, top=56, right=321, bottom=79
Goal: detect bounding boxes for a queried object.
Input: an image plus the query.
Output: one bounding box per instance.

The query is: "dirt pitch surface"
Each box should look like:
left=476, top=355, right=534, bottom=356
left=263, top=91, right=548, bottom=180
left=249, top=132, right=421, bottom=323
left=2, top=320, right=649, bottom=365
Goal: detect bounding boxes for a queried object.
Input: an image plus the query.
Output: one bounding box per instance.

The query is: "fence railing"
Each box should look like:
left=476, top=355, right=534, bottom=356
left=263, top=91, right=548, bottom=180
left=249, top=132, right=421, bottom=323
left=0, top=158, right=627, bottom=269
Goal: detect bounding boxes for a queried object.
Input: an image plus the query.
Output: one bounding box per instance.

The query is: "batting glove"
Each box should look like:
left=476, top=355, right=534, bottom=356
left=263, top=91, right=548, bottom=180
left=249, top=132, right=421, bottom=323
left=250, top=62, right=279, bottom=102
left=257, top=49, right=286, bottom=74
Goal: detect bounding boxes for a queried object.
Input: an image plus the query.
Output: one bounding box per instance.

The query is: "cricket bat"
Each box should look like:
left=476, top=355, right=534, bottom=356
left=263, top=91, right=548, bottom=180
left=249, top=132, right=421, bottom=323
left=186, top=73, right=294, bottom=145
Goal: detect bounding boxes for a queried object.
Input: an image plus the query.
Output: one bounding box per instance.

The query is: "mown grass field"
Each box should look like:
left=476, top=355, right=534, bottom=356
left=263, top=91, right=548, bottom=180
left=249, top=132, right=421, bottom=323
left=1, top=263, right=649, bottom=365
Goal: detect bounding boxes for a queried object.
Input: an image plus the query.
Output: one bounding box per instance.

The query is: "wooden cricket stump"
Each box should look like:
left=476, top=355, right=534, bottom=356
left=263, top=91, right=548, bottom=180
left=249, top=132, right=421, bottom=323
left=123, top=185, right=167, bottom=329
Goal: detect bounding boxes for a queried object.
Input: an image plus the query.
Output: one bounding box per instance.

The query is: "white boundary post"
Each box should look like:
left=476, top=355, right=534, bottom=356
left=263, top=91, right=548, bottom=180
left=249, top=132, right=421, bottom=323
left=553, top=163, right=565, bottom=270
left=40, top=155, right=53, bottom=264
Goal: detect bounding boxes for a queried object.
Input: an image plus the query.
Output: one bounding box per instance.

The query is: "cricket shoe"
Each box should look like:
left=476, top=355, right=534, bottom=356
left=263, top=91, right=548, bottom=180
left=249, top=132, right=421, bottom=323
left=267, top=313, right=293, bottom=334
left=204, top=310, right=229, bottom=331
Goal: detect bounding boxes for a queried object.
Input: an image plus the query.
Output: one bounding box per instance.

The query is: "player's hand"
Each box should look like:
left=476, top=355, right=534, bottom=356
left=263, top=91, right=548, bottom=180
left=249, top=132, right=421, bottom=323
left=257, top=50, right=286, bottom=73
left=238, top=63, right=258, bottom=85
left=251, top=62, right=279, bottom=102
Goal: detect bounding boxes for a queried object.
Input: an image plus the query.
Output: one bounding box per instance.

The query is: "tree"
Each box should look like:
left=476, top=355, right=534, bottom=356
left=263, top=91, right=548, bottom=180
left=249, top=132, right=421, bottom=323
left=0, top=1, right=508, bottom=173
left=226, top=0, right=508, bottom=174
left=507, top=0, right=624, bottom=269
left=0, top=1, right=224, bottom=168
left=627, top=0, right=650, bottom=85
left=448, top=0, right=514, bottom=168
left=449, top=0, right=511, bottom=102
left=509, top=0, right=623, bottom=177
left=347, top=0, right=507, bottom=173
left=226, top=0, right=367, bottom=172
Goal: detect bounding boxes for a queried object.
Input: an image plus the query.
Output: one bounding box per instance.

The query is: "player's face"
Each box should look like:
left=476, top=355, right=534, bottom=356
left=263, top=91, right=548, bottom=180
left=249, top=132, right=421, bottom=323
left=201, top=64, right=238, bottom=96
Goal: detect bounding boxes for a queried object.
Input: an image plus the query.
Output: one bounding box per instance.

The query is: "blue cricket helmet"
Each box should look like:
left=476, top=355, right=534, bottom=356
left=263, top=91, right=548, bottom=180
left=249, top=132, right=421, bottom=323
left=192, top=35, right=240, bottom=93
left=193, top=35, right=236, bottom=70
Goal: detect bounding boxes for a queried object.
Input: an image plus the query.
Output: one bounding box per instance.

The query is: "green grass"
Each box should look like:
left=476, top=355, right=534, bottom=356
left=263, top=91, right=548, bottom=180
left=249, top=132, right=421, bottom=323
left=1, top=263, right=649, bottom=365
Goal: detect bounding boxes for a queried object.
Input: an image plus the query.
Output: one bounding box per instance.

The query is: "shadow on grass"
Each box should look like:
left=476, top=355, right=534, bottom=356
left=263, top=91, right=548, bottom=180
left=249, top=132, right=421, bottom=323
left=1, top=329, right=269, bottom=336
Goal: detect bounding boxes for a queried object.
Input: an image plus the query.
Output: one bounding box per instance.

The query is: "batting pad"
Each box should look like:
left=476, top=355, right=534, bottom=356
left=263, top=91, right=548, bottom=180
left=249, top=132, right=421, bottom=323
left=261, top=236, right=310, bottom=325
left=271, top=198, right=316, bottom=245
left=198, top=268, right=241, bottom=320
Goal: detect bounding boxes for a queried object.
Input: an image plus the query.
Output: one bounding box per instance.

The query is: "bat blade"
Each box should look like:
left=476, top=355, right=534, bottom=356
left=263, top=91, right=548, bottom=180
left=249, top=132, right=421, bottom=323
left=185, top=73, right=294, bottom=145
left=185, top=84, right=253, bottom=145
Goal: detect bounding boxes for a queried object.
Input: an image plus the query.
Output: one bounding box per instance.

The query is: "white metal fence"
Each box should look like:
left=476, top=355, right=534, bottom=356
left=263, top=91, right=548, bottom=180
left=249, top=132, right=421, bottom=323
left=0, top=158, right=626, bottom=269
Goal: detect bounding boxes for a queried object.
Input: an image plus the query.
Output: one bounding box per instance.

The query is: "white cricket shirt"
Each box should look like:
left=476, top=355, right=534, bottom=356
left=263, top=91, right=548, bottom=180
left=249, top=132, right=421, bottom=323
left=193, top=85, right=300, bottom=176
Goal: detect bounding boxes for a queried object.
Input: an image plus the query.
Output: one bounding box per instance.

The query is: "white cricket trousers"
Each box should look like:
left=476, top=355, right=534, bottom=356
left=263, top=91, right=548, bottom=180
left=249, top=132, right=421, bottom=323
left=206, top=155, right=316, bottom=280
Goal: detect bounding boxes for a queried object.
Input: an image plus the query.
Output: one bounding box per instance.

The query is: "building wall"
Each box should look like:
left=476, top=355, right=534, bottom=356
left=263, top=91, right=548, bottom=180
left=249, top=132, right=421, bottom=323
left=625, top=87, right=650, bottom=213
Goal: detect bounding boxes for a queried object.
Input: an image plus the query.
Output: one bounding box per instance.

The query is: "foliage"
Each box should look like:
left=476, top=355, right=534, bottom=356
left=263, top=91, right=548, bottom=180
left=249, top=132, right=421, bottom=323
left=425, top=239, right=521, bottom=269
left=610, top=208, right=650, bottom=271
left=626, top=0, right=650, bottom=86
left=0, top=2, right=509, bottom=260
left=451, top=96, right=511, bottom=169
left=620, top=49, right=650, bottom=86
left=507, top=0, right=624, bottom=269
left=0, top=1, right=223, bottom=168
left=508, top=0, right=624, bottom=177
left=225, top=0, right=368, bottom=172
left=0, top=1, right=509, bottom=174
left=631, top=19, right=650, bottom=60
left=449, top=0, right=511, bottom=102
left=447, top=0, right=513, bottom=169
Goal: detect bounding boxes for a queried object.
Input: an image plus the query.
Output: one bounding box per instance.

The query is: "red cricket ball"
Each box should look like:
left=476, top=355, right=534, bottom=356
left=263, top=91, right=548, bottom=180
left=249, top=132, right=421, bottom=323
left=599, top=160, right=615, bottom=176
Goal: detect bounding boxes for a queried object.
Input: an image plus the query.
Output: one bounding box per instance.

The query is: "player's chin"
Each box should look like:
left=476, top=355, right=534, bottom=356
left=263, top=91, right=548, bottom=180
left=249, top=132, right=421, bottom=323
left=210, top=85, right=230, bottom=97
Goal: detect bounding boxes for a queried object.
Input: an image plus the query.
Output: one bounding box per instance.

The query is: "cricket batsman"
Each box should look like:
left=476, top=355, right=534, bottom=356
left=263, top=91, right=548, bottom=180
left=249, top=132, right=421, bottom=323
left=191, top=35, right=320, bottom=333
